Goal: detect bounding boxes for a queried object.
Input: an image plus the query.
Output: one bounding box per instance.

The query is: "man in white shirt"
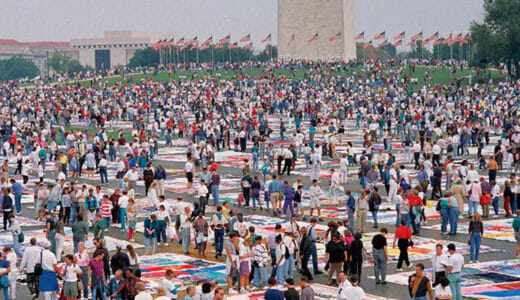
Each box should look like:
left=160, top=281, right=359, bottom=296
left=336, top=271, right=352, bottom=300
left=431, top=244, right=448, bottom=286
left=161, top=270, right=177, bottom=299
left=20, top=238, right=42, bottom=298
left=446, top=243, right=464, bottom=300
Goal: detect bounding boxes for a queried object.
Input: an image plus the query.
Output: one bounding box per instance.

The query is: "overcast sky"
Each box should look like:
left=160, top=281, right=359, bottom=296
left=0, top=0, right=484, bottom=44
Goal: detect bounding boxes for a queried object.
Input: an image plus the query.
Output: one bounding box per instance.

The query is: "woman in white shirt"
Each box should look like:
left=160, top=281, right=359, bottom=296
left=238, top=237, right=253, bottom=293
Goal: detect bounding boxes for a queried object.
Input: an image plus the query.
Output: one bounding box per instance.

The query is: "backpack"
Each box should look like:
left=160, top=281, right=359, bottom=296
left=284, top=244, right=290, bottom=259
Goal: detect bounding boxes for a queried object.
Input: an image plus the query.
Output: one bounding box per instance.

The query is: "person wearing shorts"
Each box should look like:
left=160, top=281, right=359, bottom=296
left=61, top=254, right=82, bottom=300
left=309, top=179, right=323, bottom=221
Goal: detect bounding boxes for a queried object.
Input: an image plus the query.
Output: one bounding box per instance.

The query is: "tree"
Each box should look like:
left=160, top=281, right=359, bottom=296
left=0, top=56, right=40, bottom=81
left=470, top=0, right=520, bottom=78
left=47, top=52, right=86, bottom=76
left=128, top=47, right=160, bottom=68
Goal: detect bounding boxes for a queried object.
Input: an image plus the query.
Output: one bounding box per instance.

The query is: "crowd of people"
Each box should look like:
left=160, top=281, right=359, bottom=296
left=0, top=58, right=518, bottom=300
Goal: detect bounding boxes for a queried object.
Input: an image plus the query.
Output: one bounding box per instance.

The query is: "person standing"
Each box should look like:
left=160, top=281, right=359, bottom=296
left=210, top=168, right=221, bottom=206
left=180, top=206, right=192, bottom=255
left=20, top=238, right=41, bottom=299
left=193, top=211, right=209, bottom=258
left=61, top=254, right=82, bottom=300
left=275, top=234, right=288, bottom=286
left=143, top=214, right=157, bottom=255
left=468, top=213, right=484, bottom=263
left=355, top=191, right=369, bottom=233
left=408, top=263, right=434, bottom=300
left=211, top=206, right=227, bottom=258
left=513, top=211, right=520, bottom=257
left=73, top=242, right=89, bottom=300
left=371, top=228, right=388, bottom=285
left=39, top=240, right=60, bottom=300
left=446, top=243, right=464, bottom=300
left=431, top=244, right=448, bottom=287
left=3, top=246, right=16, bottom=300
left=252, top=236, right=268, bottom=289
left=298, top=226, right=313, bottom=281
left=324, top=232, right=347, bottom=286
left=306, top=218, right=323, bottom=276
left=393, top=219, right=412, bottom=271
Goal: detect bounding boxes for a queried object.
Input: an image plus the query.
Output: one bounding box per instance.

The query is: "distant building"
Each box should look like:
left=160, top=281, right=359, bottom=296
left=70, top=31, right=163, bottom=69
left=0, top=39, right=74, bottom=73
left=277, top=0, right=356, bottom=61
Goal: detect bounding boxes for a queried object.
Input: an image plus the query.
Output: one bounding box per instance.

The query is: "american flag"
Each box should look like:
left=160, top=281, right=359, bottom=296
left=411, top=31, right=423, bottom=41
left=202, top=36, right=213, bottom=46
left=307, top=33, right=319, bottom=43
left=174, top=37, right=185, bottom=46
left=239, top=34, right=251, bottom=43
left=373, top=31, right=385, bottom=40
left=287, top=34, right=296, bottom=46
left=328, top=32, right=342, bottom=42
left=443, top=33, right=454, bottom=46
left=218, top=35, right=231, bottom=44
left=228, top=42, right=238, bottom=50
left=426, top=32, right=439, bottom=42
left=186, top=36, right=198, bottom=46
left=393, top=32, right=405, bottom=41
left=363, top=41, right=372, bottom=49
left=244, top=42, right=253, bottom=50
left=261, top=33, right=272, bottom=43
left=454, top=33, right=464, bottom=42
left=378, top=40, right=388, bottom=47
left=354, top=31, right=365, bottom=41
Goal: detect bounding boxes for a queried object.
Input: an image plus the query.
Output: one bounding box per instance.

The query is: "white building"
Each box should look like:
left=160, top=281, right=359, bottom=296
left=70, top=31, right=163, bottom=69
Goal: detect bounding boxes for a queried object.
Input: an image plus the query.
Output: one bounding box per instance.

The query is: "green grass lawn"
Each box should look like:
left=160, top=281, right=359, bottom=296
left=35, top=64, right=507, bottom=92
left=64, top=126, right=134, bottom=140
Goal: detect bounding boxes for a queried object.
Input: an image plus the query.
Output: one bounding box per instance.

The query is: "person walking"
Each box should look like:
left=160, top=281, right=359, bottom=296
left=393, top=219, right=412, bottom=271
left=324, top=232, right=347, bottom=286
left=408, top=263, right=434, bottom=300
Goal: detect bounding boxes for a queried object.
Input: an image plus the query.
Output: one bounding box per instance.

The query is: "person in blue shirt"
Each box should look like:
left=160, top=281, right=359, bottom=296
left=143, top=214, right=157, bottom=255
left=10, top=179, right=22, bottom=214
left=282, top=181, right=295, bottom=219
left=269, top=175, right=284, bottom=216
left=264, top=275, right=284, bottom=300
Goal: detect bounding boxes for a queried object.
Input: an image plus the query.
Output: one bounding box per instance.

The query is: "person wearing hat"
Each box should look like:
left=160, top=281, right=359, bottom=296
left=39, top=239, right=59, bottom=300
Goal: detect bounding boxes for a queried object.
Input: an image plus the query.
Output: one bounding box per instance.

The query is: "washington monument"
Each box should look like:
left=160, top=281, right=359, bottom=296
left=277, top=0, right=356, bottom=61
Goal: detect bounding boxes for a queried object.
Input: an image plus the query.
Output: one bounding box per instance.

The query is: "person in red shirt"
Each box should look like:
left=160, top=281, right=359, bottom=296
left=393, top=219, right=413, bottom=271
